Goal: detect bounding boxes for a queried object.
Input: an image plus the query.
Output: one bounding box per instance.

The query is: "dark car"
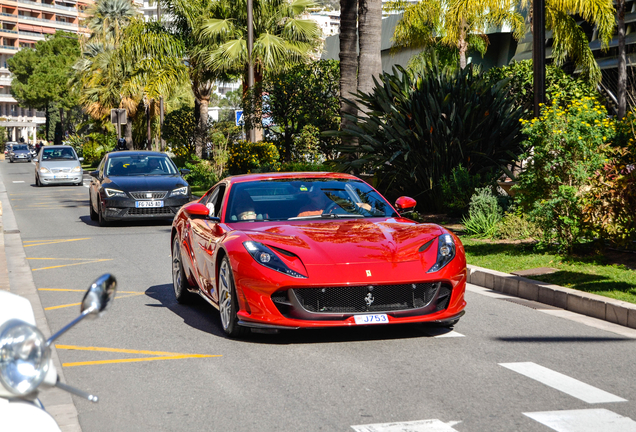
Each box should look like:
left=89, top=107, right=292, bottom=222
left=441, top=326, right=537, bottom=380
left=89, top=151, right=192, bottom=226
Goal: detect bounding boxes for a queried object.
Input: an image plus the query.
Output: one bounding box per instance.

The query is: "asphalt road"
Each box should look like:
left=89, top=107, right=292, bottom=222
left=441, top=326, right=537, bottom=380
left=3, top=159, right=636, bottom=432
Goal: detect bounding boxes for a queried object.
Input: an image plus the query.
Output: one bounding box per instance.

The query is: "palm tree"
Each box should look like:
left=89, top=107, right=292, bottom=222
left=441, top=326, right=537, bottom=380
left=385, top=0, right=525, bottom=70
left=339, top=0, right=358, bottom=134
left=520, top=0, right=615, bottom=84
left=616, top=0, right=627, bottom=118
left=357, top=0, right=383, bottom=99
left=74, top=0, right=141, bottom=148
left=197, top=0, right=320, bottom=140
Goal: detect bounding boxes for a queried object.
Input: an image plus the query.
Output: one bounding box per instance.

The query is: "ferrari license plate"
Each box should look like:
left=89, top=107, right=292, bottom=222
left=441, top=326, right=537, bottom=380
left=136, top=200, right=163, bottom=208
left=354, top=314, right=388, bottom=325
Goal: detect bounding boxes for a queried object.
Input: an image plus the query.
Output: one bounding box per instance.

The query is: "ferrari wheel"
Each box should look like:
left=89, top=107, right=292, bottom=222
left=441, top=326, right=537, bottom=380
left=89, top=195, right=98, bottom=221
left=218, top=256, right=248, bottom=338
left=172, top=236, right=194, bottom=303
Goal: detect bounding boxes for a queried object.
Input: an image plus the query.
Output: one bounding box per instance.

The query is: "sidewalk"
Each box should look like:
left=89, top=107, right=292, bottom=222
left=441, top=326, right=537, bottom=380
left=0, top=175, right=82, bottom=432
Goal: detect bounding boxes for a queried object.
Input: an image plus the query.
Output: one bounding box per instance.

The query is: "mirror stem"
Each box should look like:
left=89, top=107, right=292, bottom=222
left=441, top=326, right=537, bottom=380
left=55, top=378, right=99, bottom=403
left=46, top=306, right=96, bottom=346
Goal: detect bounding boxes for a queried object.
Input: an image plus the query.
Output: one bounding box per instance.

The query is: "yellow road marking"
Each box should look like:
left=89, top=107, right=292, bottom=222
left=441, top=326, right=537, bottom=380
left=27, top=258, right=112, bottom=271
left=44, top=292, right=144, bottom=310
left=55, top=345, right=220, bottom=367
left=39, top=288, right=142, bottom=294
left=24, top=238, right=90, bottom=247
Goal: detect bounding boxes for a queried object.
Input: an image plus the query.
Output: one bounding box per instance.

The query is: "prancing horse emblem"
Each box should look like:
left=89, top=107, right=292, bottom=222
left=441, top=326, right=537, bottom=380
left=366, top=270, right=372, bottom=277
left=365, top=293, right=374, bottom=307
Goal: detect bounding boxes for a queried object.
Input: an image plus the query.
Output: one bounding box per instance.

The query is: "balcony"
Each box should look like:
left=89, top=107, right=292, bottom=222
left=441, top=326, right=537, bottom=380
left=0, top=28, right=18, bottom=34
left=19, top=30, right=46, bottom=38
left=18, top=15, right=78, bottom=28
left=17, top=0, right=78, bottom=13
left=0, top=45, right=18, bottom=51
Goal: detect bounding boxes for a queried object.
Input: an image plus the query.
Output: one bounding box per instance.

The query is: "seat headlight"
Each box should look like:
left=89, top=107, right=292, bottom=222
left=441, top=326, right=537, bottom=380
left=39, top=167, right=50, bottom=173
left=427, top=233, right=456, bottom=273
left=170, top=186, right=189, bottom=197
left=0, top=319, right=50, bottom=396
left=243, top=241, right=307, bottom=278
left=104, top=188, right=126, bottom=198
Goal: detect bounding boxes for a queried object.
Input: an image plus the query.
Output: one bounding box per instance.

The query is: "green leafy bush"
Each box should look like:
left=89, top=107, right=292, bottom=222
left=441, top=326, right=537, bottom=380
left=83, top=132, right=116, bottom=165
left=227, top=141, right=280, bottom=175
left=279, top=161, right=331, bottom=172
left=163, top=106, right=196, bottom=156
left=183, top=157, right=217, bottom=190
left=461, top=188, right=503, bottom=237
left=291, top=125, right=323, bottom=163
left=439, top=165, right=491, bottom=216
left=336, top=61, right=525, bottom=211
left=494, top=208, right=541, bottom=240
left=514, top=98, right=614, bottom=252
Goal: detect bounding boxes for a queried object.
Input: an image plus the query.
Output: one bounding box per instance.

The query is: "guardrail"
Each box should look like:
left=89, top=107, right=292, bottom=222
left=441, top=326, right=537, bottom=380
left=0, top=28, right=18, bottom=34
left=0, top=45, right=18, bottom=50
left=17, top=0, right=77, bottom=12
left=18, top=15, right=78, bottom=27
left=18, top=30, right=45, bottom=37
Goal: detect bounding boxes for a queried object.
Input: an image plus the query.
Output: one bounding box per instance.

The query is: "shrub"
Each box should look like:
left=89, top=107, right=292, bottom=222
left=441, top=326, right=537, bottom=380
left=65, top=134, right=85, bottom=158
left=291, top=125, right=323, bottom=163
left=494, top=208, right=541, bottom=240
left=163, top=106, right=196, bottom=155
left=440, top=165, right=492, bottom=216
left=514, top=98, right=614, bottom=252
left=279, top=161, right=331, bottom=172
left=227, top=141, right=280, bottom=175
left=183, top=157, right=217, bottom=189
left=83, top=132, right=116, bottom=165
left=336, top=60, right=525, bottom=211
left=461, top=188, right=503, bottom=237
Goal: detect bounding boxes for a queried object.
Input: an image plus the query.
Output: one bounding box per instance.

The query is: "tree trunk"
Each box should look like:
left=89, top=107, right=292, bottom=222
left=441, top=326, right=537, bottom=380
left=125, top=115, right=133, bottom=150
left=146, top=101, right=152, bottom=150
left=45, top=103, right=49, bottom=142
left=339, top=0, right=358, bottom=136
left=458, top=20, right=468, bottom=69
left=357, top=0, right=383, bottom=96
left=59, top=107, right=64, bottom=143
left=193, top=81, right=212, bottom=158
left=618, top=0, right=627, bottom=119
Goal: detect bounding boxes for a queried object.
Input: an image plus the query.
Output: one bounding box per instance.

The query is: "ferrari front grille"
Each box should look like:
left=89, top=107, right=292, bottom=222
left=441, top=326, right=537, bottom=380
left=130, top=191, right=168, bottom=199
left=289, top=283, right=443, bottom=314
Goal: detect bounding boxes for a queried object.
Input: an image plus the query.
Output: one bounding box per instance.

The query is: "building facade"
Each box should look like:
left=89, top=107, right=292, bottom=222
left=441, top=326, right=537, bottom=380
left=0, top=0, right=95, bottom=142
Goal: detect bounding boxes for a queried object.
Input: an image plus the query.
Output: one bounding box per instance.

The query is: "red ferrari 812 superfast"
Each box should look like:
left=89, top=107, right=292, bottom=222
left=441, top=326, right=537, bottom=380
left=171, top=172, right=466, bottom=337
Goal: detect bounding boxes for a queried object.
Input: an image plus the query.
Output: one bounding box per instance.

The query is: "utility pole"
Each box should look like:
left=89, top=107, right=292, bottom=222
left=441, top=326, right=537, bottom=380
left=533, top=0, right=546, bottom=118
left=158, top=0, right=166, bottom=151
left=246, top=0, right=256, bottom=143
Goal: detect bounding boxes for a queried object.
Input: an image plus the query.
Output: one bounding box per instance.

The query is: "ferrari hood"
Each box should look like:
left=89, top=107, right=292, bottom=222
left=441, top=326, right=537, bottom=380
left=242, top=219, right=443, bottom=265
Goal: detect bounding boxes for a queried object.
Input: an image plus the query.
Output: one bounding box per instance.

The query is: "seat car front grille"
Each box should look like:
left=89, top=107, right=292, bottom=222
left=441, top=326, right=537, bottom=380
left=130, top=191, right=168, bottom=199
left=125, top=207, right=174, bottom=216
left=275, top=283, right=451, bottom=320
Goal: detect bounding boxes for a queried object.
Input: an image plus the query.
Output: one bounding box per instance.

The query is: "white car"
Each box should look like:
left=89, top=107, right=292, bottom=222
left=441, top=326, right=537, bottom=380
left=35, top=145, right=84, bottom=187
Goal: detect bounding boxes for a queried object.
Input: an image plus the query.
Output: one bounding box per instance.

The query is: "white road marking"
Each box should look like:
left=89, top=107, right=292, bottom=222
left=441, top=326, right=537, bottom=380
left=500, top=362, right=627, bottom=404
left=434, top=330, right=464, bottom=338
left=524, top=409, right=636, bottom=432
left=12, top=181, right=24, bottom=183
left=351, top=419, right=461, bottom=432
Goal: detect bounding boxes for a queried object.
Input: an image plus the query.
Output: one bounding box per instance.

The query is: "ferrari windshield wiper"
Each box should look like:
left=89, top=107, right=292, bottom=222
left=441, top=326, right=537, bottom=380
left=320, top=213, right=363, bottom=218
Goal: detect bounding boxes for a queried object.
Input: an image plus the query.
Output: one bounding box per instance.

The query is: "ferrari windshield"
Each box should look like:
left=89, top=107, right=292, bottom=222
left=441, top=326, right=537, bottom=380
left=226, top=178, right=398, bottom=221
left=105, top=155, right=177, bottom=176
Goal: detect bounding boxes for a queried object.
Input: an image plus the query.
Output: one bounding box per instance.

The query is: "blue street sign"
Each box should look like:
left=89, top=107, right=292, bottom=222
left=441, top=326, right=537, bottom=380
left=235, top=110, right=244, bottom=126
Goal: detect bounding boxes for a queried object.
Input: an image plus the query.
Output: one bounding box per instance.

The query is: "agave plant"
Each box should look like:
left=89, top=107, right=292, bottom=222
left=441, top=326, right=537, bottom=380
left=335, top=60, right=525, bottom=211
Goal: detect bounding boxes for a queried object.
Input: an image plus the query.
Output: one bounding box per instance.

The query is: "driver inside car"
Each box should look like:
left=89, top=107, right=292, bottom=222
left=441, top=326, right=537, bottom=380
left=297, top=187, right=327, bottom=217
left=234, top=190, right=258, bottom=221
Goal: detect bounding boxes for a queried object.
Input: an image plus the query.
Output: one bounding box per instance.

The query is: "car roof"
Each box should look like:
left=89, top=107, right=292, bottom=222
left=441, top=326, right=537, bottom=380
left=42, top=145, right=74, bottom=149
left=225, top=172, right=361, bottom=185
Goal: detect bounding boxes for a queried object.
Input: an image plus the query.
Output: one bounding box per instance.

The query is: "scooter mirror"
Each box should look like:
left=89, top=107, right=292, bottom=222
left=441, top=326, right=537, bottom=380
left=81, top=274, right=117, bottom=316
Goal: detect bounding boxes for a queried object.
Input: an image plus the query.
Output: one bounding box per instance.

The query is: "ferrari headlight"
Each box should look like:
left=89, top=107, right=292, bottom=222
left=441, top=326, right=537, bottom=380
left=427, top=234, right=456, bottom=273
left=104, top=188, right=126, bottom=198
left=0, top=320, right=50, bottom=396
left=243, top=241, right=307, bottom=278
left=72, top=166, right=81, bottom=172
left=39, top=167, right=50, bottom=174
left=170, top=186, right=189, bottom=197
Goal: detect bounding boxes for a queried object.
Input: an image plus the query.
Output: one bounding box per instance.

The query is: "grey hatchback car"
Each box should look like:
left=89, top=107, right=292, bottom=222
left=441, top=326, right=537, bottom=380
left=35, top=145, right=84, bottom=186
left=8, top=143, right=32, bottom=163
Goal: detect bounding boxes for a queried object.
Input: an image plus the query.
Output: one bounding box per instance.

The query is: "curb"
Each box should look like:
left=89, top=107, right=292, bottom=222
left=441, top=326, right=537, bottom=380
left=467, top=264, right=636, bottom=329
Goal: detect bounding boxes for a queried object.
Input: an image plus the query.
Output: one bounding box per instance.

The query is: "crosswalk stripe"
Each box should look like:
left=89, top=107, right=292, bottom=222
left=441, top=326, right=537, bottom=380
left=351, top=419, right=461, bottom=432
left=525, top=409, right=636, bottom=432
left=500, top=362, right=626, bottom=403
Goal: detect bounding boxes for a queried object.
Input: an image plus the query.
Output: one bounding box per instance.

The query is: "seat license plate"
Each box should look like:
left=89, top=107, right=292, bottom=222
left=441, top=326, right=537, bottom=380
left=354, top=314, right=388, bottom=325
left=136, top=200, right=164, bottom=208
